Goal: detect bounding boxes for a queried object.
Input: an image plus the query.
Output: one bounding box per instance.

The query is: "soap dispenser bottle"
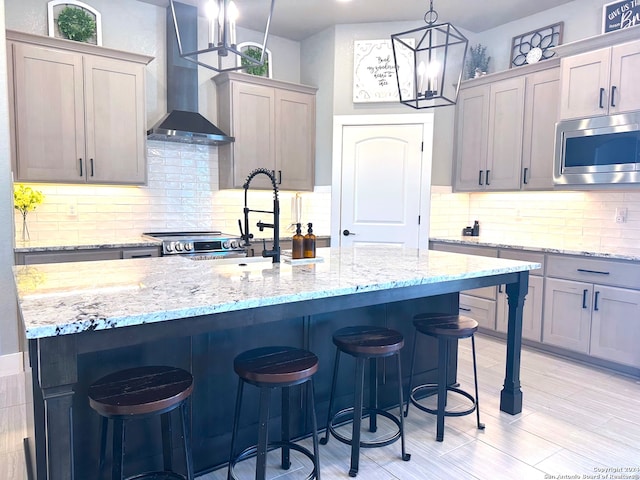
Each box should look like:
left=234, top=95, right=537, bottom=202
left=292, top=223, right=304, bottom=259
left=472, top=220, right=480, bottom=236
left=303, top=222, right=316, bottom=258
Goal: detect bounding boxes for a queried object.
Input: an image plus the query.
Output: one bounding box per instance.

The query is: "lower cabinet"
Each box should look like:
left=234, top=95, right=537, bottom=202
left=460, top=294, right=496, bottom=330
left=15, top=246, right=160, bottom=265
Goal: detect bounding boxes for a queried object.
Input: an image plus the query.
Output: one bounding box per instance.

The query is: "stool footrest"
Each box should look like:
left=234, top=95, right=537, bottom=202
left=229, top=441, right=318, bottom=480
left=327, top=407, right=402, bottom=449
left=126, top=471, right=187, bottom=480
left=409, top=384, right=477, bottom=418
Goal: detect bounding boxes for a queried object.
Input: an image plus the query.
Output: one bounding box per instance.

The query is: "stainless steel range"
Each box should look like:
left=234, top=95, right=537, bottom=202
left=144, top=231, right=248, bottom=260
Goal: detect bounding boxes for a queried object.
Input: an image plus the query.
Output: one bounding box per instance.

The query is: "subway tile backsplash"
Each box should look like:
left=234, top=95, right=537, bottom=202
left=430, top=190, right=640, bottom=256
left=13, top=141, right=331, bottom=243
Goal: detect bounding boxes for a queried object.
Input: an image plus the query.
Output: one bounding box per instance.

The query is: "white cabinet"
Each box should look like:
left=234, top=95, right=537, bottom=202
left=214, top=72, right=317, bottom=191
left=454, top=62, right=559, bottom=192
left=7, top=31, right=152, bottom=185
left=543, top=254, right=640, bottom=367
left=496, top=249, right=545, bottom=341
left=559, top=39, right=640, bottom=120
left=454, top=77, right=524, bottom=191
left=521, top=68, right=560, bottom=190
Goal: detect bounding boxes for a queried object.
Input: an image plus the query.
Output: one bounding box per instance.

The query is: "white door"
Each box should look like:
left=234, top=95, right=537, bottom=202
left=336, top=121, right=427, bottom=248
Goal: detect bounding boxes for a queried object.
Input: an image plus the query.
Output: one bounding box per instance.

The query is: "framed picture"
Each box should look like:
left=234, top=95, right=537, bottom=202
left=509, top=22, right=563, bottom=68
left=353, top=39, right=413, bottom=103
left=235, top=42, right=272, bottom=78
left=602, top=0, right=640, bottom=33
left=47, top=0, right=102, bottom=45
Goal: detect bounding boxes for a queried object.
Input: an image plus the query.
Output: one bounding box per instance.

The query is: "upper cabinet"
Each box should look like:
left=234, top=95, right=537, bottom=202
left=454, top=61, right=559, bottom=192
left=214, top=72, right=317, bottom=191
left=7, top=30, right=153, bottom=185
left=558, top=39, right=640, bottom=120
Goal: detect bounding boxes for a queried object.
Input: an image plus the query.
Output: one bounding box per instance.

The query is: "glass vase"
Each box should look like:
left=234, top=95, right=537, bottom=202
left=21, top=212, right=30, bottom=242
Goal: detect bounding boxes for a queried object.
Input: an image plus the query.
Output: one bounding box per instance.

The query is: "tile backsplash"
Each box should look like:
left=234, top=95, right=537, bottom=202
left=430, top=189, right=640, bottom=255
left=13, top=141, right=331, bottom=243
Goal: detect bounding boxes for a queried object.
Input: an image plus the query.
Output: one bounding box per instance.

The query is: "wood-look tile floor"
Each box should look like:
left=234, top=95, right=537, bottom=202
left=2, top=335, right=640, bottom=480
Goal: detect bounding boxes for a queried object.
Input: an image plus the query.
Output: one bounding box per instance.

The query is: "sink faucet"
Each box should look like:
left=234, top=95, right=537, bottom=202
left=240, top=168, right=281, bottom=263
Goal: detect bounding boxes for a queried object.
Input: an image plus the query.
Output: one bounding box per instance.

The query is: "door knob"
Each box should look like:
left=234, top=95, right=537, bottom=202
left=343, top=229, right=356, bottom=236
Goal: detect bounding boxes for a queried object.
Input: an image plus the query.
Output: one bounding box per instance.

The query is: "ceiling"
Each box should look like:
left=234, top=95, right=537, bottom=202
left=139, top=0, right=575, bottom=41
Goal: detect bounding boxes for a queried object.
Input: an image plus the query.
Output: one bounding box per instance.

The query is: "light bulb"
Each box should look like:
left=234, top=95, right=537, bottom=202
left=205, top=0, right=219, bottom=45
left=228, top=0, right=239, bottom=46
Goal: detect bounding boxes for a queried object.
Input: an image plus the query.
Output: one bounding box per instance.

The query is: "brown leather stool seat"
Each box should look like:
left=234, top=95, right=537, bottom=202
left=228, top=346, right=321, bottom=480
left=88, top=365, right=194, bottom=480
left=320, top=326, right=410, bottom=478
left=405, top=313, right=485, bottom=442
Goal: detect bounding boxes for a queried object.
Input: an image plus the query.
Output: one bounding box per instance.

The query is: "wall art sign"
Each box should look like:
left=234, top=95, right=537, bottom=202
left=602, top=0, right=640, bottom=33
left=353, top=39, right=414, bottom=103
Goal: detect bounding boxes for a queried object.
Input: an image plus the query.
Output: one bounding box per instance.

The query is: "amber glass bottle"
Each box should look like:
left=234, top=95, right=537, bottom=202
left=292, top=223, right=304, bottom=259
left=303, top=223, right=316, bottom=258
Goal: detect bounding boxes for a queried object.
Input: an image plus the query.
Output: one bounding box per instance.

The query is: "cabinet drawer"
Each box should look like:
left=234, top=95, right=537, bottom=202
left=546, top=255, right=640, bottom=290
left=459, top=294, right=496, bottom=330
left=498, top=249, right=544, bottom=275
left=430, top=242, right=498, bottom=258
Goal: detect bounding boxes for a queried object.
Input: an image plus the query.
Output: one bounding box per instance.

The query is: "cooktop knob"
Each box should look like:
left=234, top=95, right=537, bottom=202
left=230, top=240, right=238, bottom=248
left=174, top=243, right=183, bottom=252
left=184, top=242, right=193, bottom=251
left=223, top=240, right=231, bottom=249
left=165, top=243, right=173, bottom=252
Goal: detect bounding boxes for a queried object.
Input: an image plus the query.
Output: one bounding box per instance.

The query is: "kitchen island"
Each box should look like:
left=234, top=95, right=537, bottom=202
left=13, top=246, right=538, bottom=479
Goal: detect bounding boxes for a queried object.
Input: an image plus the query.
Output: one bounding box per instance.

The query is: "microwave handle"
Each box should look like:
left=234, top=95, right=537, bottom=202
left=599, top=88, right=605, bottom=109
left=611, top=86, right=617, bottom=108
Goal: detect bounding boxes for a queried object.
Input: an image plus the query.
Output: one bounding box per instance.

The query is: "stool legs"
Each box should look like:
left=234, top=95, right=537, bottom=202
left=228, top=378, right=245, bottom=480
left=404, top=332, right=419, bottom=418
left=471, top=336, right=485, bottom=431
left=112, top=419, right=125, bottom=480
left=256, top=388, right=272, bottom=480
left=395, top=354, right=410, bottom=462
left=320, top=348, right=340, bottom=446
left=368, top=358, right=377, bottom=433
left=309, top=379, right=321, bottom=480
left=161, top=412, right=173, bottom=472
left=181, top=400, right=195, bottom=480
left=281, top=387, right=291, bottom=470
left=436, top=337, right=449, bottom=442
left=349, top=357, right=366, bottom=477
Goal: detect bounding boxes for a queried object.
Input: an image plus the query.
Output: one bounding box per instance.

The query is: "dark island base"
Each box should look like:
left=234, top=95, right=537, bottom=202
left=27, top=294, right=458, bottom=478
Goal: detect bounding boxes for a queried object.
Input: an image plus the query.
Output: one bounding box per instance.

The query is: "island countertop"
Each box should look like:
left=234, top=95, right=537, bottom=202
left=14, top=246, right=539, bottom=340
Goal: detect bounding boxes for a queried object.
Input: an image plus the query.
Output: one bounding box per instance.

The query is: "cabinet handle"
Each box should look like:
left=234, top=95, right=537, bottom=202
left=79, top=158, right=83, bottom=177
left=90, top=158, right=94, bottom=177
left=523, top=167, right=529, bottom=184
left=599, top=87, right=605, bottom=109
left=582, top=289, right=589, bottom=309
left=498, top=285, right=503, bottom=293
left=130, top=254, right=152, bottom=258
left=278, top=170, right=282, bottom=185
left=577, top=268, right=610, bottom=275
left=594, top=291, right=600, bottom=311
left=485, top=170, right=491, bottom=186
left=478, top=170, right=483, bottom=185
left=459, top=306, right=472, bottom=312
left=610, top=86, right=617, bottom=107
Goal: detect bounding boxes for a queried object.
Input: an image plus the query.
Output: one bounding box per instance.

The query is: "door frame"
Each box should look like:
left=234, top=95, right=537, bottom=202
left=331, top=113, right=435, bottom=249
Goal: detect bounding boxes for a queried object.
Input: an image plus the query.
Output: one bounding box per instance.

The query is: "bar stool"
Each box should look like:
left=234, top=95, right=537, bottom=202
left=320, top=326, right=410, bottom=478
left=88, top=365, right=194, bottom=480
left=228, top=346, right=320, bottom=480
left=405, top=313, right=485, bottom=442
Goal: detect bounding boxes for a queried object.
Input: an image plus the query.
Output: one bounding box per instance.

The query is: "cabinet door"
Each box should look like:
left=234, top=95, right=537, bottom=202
left=275, top=89, right=315, bottom=191
left=231, top=81, right=276, bottom=189
left=84, top=56, right=147, bottom=184
left=485, top=76, right=525, bottom=190
left=496, top=275, right=543, bottom=341
left=542, top=277, right=592, bottom=353
left=590, top=285, right=640, bottom=367
left=454, top=85, right=489, bottom=191
left=559, top=48, right=611, bottom=120
left=12, top=42, right=85, bottom=182
left=522, top=68, right=559, bottom=190
left=609, top=39, right=640, bottom=115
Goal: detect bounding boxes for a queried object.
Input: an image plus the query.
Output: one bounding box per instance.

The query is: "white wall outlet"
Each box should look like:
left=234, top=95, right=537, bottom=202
left=615, top=207, right=627, bottom=224
left=68, top=204, right=77, bottom=216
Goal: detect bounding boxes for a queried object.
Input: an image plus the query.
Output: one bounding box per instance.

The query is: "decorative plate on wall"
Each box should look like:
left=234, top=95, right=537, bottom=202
left=47, top=0, right=102, bottom=45
left=509, top=22, right=563, bottom=68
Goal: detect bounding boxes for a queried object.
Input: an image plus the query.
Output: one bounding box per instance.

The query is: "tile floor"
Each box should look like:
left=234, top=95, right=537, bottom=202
left=2, top=335, right=639, bottom=479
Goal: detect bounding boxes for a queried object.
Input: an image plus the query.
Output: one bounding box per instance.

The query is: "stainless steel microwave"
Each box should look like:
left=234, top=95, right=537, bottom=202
left=554, top=112, right=640, bottom=186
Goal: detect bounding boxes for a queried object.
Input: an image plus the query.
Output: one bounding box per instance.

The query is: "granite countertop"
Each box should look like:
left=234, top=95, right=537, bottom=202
left=13, top=246, right=538, bottom=340
left=14, top=236, right=162, bottom=253
left=430, top=236, right=640, bottom=262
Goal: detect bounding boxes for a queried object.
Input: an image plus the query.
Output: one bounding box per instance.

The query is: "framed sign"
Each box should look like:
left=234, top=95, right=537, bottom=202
left=353, top=39, right=413, bottom=103
left=602, top=0, right=640, bottom=33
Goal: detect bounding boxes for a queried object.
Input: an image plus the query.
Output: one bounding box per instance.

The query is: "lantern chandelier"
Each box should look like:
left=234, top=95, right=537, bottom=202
left=169, top=0, right=275, bottom=73
left=391, top=0, right=468, bottom=109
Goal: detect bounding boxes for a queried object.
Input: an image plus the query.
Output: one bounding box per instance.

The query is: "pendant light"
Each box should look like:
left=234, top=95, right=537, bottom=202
left=169, top=0, right=275, bottom=73
left=391, top=0, right=468, bottom=109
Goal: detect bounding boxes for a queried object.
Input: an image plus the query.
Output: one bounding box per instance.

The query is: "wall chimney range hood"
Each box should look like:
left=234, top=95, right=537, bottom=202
left=147, top=2, right=234, bottom=146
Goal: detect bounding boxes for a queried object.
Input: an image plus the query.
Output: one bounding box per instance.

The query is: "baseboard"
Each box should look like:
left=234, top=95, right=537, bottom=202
left=0, top=352, right=23, bottom=376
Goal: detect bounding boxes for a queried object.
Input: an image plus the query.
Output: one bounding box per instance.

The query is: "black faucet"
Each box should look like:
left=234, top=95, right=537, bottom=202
left=240, top=168, right=281, bottom=263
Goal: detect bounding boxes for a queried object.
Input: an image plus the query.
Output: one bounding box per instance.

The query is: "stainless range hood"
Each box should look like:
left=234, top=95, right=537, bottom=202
left=147, top=2, right=234, bottom=146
